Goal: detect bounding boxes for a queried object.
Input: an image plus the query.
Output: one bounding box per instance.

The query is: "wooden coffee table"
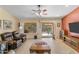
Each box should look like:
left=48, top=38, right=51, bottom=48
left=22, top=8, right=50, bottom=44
left=30, top=41, right=51, bottom=54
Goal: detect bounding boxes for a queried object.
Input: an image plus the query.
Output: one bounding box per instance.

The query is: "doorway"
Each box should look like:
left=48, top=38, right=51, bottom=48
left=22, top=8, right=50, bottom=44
left=41, top=23, right=54, bottom=38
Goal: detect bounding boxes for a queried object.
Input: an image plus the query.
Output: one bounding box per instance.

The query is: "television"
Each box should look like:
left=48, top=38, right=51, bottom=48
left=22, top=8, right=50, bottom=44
left=69, top=22, right=79, bottom=33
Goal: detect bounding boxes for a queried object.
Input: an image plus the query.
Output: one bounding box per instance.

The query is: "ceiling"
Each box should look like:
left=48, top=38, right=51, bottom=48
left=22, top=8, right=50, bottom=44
left=0, top=5, right=78, bottom=19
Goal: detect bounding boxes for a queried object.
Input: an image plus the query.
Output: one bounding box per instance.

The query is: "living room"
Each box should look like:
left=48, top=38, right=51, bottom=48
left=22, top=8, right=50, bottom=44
left=0, top=5, right=79, bottom=54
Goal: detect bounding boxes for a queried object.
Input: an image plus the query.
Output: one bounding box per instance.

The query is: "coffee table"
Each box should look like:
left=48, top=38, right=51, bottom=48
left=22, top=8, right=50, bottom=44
left=30, top=41, right=51, bottom=54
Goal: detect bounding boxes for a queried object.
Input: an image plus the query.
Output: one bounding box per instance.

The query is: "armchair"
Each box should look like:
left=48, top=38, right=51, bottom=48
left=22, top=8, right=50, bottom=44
left=12, top=31, right=26, bottom=43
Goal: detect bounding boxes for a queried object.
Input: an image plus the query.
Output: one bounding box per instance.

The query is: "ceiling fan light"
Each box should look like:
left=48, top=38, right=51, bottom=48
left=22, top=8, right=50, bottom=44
left=35, top=12, right=40, bottom=16
left=43, top=9, right=47, bottom=12
left=42, top=11, right=47, bottom=15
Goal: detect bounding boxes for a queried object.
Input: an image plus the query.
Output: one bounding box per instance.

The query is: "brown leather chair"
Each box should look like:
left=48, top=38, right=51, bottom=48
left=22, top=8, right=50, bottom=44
left=12, top=31, right=26, bottom=43
left=20, top=33, right=26, bottom=42
left=0, top=32, right=22, bottom=50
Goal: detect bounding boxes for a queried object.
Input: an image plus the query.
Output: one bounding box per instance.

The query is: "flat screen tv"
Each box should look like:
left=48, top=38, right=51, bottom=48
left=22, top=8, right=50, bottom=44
left=69, top=22, right=79, bottom=33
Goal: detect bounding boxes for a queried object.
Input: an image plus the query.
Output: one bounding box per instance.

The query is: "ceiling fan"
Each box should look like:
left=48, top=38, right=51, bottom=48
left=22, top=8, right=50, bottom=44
left=32, top=5, right=47, bottom=16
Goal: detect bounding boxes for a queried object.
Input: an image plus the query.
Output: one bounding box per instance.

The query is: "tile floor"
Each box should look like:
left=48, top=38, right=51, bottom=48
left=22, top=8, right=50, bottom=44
left=8, top=38, right=78, bottom=54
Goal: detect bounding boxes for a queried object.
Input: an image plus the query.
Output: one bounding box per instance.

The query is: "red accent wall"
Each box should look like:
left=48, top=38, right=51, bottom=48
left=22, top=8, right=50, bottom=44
left=62, top=7, right=79, bottom=37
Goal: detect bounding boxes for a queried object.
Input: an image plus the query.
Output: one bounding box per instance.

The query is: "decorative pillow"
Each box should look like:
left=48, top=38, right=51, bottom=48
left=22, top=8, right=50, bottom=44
left=15, top=33, right=20, bottom=38
left=5, top=37, right=12, bottom=41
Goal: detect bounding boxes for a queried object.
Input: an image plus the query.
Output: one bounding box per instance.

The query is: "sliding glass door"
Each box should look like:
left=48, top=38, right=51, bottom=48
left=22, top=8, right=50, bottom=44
left=41, top=23, right=54, bottom=38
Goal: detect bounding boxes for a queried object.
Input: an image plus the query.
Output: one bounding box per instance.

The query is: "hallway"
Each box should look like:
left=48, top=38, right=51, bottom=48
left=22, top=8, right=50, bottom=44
left=10, top=38, right=78, bottom=54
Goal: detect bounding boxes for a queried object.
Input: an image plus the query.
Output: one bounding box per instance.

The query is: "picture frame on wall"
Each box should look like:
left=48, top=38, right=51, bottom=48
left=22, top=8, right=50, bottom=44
left=24, top=23, right=37, bottom=33
left=3, top=20, right=12, bottom=30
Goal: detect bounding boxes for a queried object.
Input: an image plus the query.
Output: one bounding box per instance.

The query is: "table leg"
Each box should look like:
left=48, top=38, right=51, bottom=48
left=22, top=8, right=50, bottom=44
left=48, top=50, right=51, bottom=54
left=30, top=50, right=33, bottom=53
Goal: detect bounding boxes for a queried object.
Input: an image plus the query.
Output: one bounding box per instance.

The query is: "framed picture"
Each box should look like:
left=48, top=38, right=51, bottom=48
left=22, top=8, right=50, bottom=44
left=3, top=20, right=12, bottom=30
left=24, top=23, right=37, bottom=33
